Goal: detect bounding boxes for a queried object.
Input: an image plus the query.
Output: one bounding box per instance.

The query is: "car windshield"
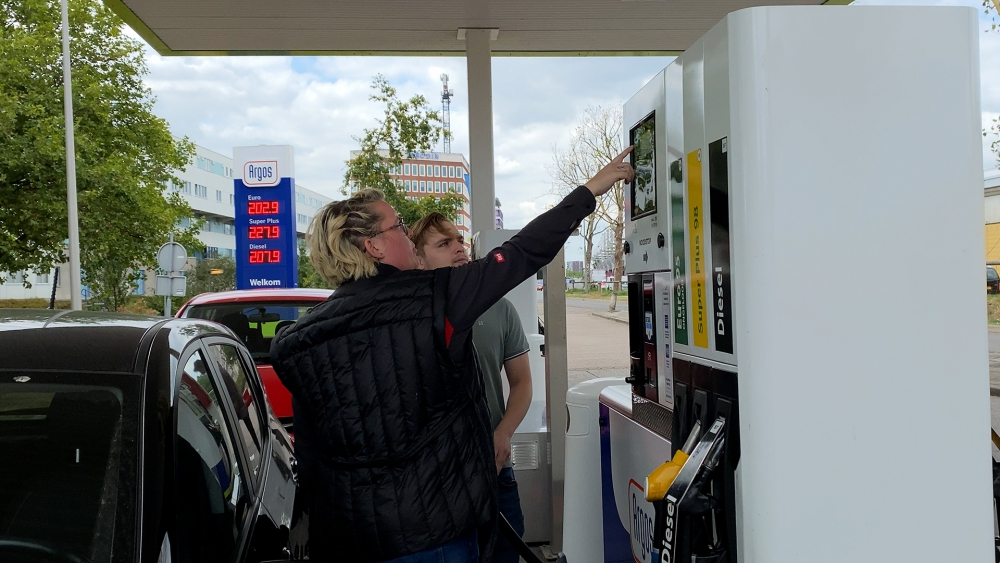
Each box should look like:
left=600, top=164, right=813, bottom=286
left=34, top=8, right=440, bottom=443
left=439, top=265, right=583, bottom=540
left=0, top=373, right=139, bottom=563
left=989, top=268, right=999, bottom=281
left=184, top=301, right=320, bottom=363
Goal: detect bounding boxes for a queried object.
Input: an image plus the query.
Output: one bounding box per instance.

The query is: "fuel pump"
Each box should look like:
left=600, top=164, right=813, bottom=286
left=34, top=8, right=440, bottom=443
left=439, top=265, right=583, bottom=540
left=597, top=6, right=988, bottom=563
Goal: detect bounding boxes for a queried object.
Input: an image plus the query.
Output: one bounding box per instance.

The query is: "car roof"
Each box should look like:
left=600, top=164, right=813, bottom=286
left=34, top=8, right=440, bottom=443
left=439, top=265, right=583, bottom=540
left=0, top=309, right=230, bottom=373
left=178, top=288, right=334, bottom=309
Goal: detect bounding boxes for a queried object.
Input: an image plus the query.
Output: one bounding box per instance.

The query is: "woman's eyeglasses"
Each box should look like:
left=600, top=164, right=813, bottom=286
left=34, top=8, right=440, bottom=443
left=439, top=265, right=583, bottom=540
left=371, top=217, right=410, bottom=238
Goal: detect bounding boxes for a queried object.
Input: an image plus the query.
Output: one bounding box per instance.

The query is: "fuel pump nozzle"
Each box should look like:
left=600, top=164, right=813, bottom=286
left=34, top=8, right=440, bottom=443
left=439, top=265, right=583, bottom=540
left=648, top=416, right=727, bottom=563
left=645, top=421, right=702, bottom=502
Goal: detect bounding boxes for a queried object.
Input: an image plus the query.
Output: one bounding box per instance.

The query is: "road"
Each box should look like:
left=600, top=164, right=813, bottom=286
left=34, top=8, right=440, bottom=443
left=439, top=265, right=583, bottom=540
left=537, top=293, right=630, bottom=389
left=564, top=296, right=627, bottom=312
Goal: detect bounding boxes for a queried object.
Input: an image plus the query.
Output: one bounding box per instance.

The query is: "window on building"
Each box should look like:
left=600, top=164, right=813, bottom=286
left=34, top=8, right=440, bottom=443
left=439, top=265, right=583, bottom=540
left=432, top=165, right=439, bottom=177
left=451, top=166, right=457, bottom=177
left=404, top=180, right=411, bottom=191
left=420, top=181, right=426, bottom=192
left=36, top=271, right=49, bottom=284
left=183, top=182, right=192, bottom=195
left=435, top=182, right=441, bottom=193
left=229, top=194, right=234, bottom=206
left=297, top=192, right=306, bottom=204
left=298, top=214, right=308, bottom=224
left=176, top=351, right=251, bottom=561
left=404, top=164, right=410, bottom=175
left=419, top=165, right=426, bottom=176
left=216, top=190, right=222, bottom=202
left=194, top=184, right=208, bottom=198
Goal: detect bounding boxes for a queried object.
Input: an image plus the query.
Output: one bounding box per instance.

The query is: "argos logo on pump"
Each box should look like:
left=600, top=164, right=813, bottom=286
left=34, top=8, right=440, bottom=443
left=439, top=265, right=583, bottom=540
left=628, top=480, right=657, bottom=563
left=244, top=160, right=279, bottom=187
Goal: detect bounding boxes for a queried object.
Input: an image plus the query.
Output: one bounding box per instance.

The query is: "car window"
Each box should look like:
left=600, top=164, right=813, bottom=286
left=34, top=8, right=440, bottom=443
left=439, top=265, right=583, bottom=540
left=989, top=268, right=999, bottom=281
left=206, top=343, right=266, bottom=482
left=183, top=302, right=319, bottom=362
left=175, top=351, right=251, bottom=562
left=0, top=376, right=137, bottom=563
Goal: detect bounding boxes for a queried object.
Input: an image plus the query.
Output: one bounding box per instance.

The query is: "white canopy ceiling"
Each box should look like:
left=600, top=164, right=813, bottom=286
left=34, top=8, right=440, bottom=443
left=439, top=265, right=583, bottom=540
left=105, top=0, right=844, bottom=56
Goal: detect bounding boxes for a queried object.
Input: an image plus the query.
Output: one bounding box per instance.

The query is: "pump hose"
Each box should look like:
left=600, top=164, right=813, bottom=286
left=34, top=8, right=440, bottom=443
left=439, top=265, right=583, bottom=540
left=498, top=512, right=567, bottom=563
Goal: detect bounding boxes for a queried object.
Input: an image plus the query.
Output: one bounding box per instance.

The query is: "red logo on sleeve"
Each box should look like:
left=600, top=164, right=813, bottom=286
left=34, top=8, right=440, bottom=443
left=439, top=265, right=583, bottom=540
left=494, top=252, right=505, bottom=263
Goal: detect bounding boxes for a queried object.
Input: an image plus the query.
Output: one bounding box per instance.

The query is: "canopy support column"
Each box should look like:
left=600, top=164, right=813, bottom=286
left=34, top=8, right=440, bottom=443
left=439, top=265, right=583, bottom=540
left=463, top=28, right=497, bottom=234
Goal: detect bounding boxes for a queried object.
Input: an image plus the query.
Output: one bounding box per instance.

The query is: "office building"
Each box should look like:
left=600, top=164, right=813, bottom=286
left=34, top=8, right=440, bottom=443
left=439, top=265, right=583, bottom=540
left=1, top=143, right=332, bottom=300
left=348, top=151, right=472, bottom=240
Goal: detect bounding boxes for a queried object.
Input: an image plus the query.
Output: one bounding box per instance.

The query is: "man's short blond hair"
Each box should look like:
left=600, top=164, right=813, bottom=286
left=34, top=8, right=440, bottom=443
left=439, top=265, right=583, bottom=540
left=307, top=189, right=385, bottom=287
left=409, top=212, right=456, bottom=256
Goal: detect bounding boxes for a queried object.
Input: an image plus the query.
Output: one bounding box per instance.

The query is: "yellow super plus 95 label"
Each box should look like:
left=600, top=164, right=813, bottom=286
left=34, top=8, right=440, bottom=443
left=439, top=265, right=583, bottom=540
left=686, top=149, right=708, bottom=349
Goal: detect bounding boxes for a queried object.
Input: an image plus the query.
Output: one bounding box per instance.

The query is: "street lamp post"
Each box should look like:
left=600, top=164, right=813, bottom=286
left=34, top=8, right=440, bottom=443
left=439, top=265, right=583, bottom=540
left=61, top=0, right=82, bottom=310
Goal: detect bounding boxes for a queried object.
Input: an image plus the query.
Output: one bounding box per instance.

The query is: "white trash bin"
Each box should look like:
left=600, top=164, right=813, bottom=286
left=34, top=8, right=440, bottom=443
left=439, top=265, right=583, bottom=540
left=562, top=378, right=625, bottom=563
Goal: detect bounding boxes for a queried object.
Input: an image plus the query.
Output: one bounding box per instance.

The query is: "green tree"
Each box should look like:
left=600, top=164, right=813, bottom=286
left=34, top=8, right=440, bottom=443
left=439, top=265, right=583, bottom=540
left=343, top=75, right=464, bottom=226
left=0, top=0, right=199, bottom=304
left=297, top=241, right=332, bottom=289
left=185, top=256, right=236, bottom=297
left=984, top=1, right=1000, bottom=165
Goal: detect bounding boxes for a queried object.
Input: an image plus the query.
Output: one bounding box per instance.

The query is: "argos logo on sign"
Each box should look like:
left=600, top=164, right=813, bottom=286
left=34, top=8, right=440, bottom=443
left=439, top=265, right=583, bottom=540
left=244, top=161, right=279, bottom=187
left=628, top=480, right=656, bottom=563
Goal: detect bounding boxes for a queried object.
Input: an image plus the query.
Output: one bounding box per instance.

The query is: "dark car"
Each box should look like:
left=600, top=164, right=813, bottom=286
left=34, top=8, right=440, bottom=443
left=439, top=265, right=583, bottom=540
left=175, top=288, right=334, bottom=434
left=0, top=309, right=305, bottom=563
left=989, top=267, right=999, bottom=294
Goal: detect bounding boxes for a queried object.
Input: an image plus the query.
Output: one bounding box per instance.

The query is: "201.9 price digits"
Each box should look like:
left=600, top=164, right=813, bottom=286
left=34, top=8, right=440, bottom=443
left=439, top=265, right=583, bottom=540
left=248, top=250, right=281, bottom=264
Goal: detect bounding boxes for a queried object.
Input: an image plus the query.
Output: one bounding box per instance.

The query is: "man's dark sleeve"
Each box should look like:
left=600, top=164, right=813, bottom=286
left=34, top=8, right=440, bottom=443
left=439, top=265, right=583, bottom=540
left=446, top=186, right=596, bottom=335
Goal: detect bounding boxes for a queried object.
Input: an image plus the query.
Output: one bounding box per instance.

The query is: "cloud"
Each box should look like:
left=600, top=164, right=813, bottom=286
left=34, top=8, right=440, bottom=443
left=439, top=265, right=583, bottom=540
left=495, top=155, right=521, bottom=175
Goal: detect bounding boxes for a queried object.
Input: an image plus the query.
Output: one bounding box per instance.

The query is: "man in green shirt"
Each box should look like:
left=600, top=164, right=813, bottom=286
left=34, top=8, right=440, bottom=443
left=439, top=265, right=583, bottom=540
left=411, top=213, right=532, bottom=563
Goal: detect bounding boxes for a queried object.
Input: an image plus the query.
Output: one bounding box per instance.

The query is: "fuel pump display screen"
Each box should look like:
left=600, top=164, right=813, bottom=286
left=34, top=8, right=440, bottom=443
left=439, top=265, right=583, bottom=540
left=630, top=113, right=657, bottom=219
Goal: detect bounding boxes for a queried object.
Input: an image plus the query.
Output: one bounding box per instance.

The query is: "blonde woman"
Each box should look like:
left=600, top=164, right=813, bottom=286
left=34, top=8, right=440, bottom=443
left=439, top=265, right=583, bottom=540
left=270, top=148, right=634, bottom=563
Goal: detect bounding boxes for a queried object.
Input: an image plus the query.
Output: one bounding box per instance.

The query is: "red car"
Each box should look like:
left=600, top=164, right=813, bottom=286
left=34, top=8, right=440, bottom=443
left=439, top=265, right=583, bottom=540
left=176, top=288, right=333, bottom=434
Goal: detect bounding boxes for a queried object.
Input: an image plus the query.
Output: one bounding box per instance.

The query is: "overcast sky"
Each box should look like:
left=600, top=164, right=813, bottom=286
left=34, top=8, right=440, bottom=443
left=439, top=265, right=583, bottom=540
left=136, top=0, right=999, bottom=263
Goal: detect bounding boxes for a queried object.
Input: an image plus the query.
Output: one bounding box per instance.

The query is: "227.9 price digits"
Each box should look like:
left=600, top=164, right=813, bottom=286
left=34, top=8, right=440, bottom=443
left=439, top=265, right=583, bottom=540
left=248, top=225, right=280, bottom=239
left=249, top=250, right=281, bottom=264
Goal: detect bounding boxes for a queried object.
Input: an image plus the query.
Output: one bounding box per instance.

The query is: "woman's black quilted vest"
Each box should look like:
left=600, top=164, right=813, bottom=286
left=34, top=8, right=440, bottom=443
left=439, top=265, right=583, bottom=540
left=270, top=267, right=497, bottom=562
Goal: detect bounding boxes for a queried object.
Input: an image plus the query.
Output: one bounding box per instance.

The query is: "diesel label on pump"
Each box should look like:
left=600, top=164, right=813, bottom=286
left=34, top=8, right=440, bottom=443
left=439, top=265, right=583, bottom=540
left=670, top=158, right=688, bottom=346
left=709, top=138, right=733, bottom=354
left=686, top=149, right=708, bottom=349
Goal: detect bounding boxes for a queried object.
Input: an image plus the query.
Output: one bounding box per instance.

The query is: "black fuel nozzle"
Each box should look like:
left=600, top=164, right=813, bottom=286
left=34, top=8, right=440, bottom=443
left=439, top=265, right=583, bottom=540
left=679, top=438, right=725, bottom=516
left=625, top=352, right=643, bottom=386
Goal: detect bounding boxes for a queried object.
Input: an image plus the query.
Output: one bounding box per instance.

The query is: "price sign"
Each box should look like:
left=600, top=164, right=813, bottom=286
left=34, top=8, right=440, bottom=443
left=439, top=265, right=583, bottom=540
left=234, top=145, right=298, bottom=289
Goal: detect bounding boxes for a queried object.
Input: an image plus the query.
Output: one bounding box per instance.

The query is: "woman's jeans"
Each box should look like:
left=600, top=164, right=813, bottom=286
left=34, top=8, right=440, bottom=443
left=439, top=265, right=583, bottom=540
left=493, top=467, right=525, bottom=563
left=381, top=532, right=479, bottom=563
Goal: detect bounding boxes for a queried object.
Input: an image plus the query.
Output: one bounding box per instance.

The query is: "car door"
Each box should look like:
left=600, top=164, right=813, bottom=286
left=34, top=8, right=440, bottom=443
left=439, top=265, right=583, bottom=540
left=171, top=344, right=255, bottom=563
left=202, top=337, right=292, bottom=562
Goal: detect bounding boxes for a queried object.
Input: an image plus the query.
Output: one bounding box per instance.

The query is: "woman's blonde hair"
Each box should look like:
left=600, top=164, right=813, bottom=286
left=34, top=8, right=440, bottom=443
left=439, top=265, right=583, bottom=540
left=307, top=189, right=385, bottom=287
